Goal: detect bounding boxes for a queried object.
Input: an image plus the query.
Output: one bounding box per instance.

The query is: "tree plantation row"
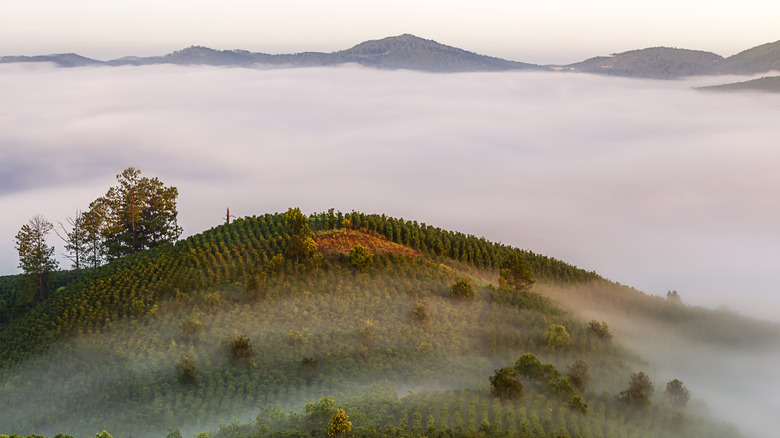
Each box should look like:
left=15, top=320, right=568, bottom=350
left=0, top=169, right=751, bottom=438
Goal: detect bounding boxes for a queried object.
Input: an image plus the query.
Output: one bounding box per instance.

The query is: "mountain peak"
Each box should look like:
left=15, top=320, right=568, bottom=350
left=337, top=34, right=546, bottom=72
left=565, top=46, right=724, bottom=79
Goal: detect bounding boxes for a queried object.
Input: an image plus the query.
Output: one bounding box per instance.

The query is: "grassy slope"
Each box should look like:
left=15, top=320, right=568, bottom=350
left=0, top=211, right=754, bottom=438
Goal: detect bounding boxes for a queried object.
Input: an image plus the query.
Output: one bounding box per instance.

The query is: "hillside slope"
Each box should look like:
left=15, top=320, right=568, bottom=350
left=717, top=40, right=780, bottom=75
left=0, top=210, right=761, bottom=438
left=564, top=47, right=723, bottom=79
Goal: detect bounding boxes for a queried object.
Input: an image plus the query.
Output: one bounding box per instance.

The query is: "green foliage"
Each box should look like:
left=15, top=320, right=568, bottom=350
left=300, top=356, right=319, bottom=383
left=498, top=252, right=534, bottom=292
left=566, top=360, right=590, bottom=392
left=664, top=379, right=691, bottom=408
left=305, top=397, right=337, bottom=429
left=0, top=209, right=754, bottom=438
left=546, top=376, right=575, bottom=401
left=617, top=372, right=654, bottom=409
left=349, top=245, right=373, bottom=270
left=56, top=212, right=89, bottom=279
left=245, top=272, right=267, bottom=303
left=490, top=289, right=555, bottom=314
left=411, top=301, right=429, bottom=322
left=179, top=315, right=204, bottom=343
left=543, top=324, right=570, bottom=349
left=588, top=320, right=612, bottom=340
left=327, top=408, right=352, bottom=437
left=567, top=396, right=588, bottom=415
left=450, top=279, right=475, bottom=300
left=489, top=367, right=523, bottom=400
left=514, top=353, right=543, bottom=382
left=221, top=330, right=254, bottom=367
left=94, top=431, right=113, bottom=438
left=175, top=353, right=199, bottom=384
left=286, top=207, right=316, bottom=262
left=358, top=319, right=375, bottom=361
left=288, top=330, right=304, bottom=346
left=15, top=215, right=58, bottom=303
left=89, top=167, right=182, bottom=260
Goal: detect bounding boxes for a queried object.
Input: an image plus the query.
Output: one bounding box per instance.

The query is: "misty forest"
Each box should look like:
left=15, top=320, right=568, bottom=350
left=1, top=166, right=779, bottom=438
left=2, top=34, right=780, bottom=438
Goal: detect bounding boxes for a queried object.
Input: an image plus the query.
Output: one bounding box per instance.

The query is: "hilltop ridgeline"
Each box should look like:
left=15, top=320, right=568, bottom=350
left=2, top=33, right=780, bottom=78
left=0, top=209, right=771, bottom=438
left=0, top=209, right=597, bottom=364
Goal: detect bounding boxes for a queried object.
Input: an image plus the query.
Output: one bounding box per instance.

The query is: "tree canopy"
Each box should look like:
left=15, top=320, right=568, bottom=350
left=88, top=167, right=181, bottom=260
left=543, top=324, right=571, bottom=349
left=15, top=215, right=58, bottom=304
left=618, top=371, right=655, bottom=409
left=664, top=379, right=691, bottom=408
left=489, top=367, right=524, bottom=400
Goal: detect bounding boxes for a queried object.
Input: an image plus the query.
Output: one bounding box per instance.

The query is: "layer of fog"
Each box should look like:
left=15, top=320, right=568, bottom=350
left=1, top=63, right=780, bottom=325
left=0, top=283, right=499, bottom=437
left=539, top=281, right=780, bottom=437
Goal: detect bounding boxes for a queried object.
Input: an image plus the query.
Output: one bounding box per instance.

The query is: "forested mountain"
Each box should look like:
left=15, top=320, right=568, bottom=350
left=3, top=34, right=780, bottom=78
left=697, top=75, right=780, bottom=93
left=716, top=40, right=780, bottom=75
left=0, top=209, right=769, bottom=438
left=0, top=35, right=546, bottom=72
left=329, top=34, right=545, bottom=71
left=562, top=47, right=724, bottom=79
left=0, top=53, right=100, bottom=67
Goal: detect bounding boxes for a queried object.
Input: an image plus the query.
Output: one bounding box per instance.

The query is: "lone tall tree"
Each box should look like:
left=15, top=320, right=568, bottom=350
left=89, top=168, right=182, bottom=259
left=489, top=367, right=524, bottom=400
left=15, top=215, right=58, bottom=303
left=55, top=211, right=89, bottom=280
left=664, top=379, right=691, bottom=408
left=618, top=371, right=654, bottom=409
left=499, top=252, right=534, bottom=292
left=285, top=207, right=317, bottom=262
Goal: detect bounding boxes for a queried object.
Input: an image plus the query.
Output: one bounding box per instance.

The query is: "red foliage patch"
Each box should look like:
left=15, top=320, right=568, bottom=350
left=315, top=229, right=418, bottom=257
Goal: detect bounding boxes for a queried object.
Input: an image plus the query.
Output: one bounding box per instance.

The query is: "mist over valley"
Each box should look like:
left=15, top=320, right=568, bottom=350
left=1, top=59, right=779, bottom=438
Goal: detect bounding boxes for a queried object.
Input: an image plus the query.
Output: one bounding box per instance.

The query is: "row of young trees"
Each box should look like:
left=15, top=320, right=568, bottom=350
left=12, top=168, right=181, bottom=305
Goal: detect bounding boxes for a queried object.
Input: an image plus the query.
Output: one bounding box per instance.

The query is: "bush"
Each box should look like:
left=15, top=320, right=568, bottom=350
left=450, top=279, right=475, bottom=300
left=588, top=320, right=612, bottom=340
left=221, top=330, right=254, bottom=367
left=175, top=353, right=199, bottom=384
left=349, top=245, right=373, bottom=270
left=489, top=367, right=524, bottom=400
left=543, top=324, right=570, bottom=349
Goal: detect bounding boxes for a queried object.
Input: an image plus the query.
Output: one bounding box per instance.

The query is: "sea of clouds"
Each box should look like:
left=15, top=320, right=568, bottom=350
left=1, top=63, right=779, bottom=324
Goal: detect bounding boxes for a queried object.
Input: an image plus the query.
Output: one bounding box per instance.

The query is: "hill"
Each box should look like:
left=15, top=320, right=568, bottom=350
left=4, top=35, right=780, bottom=78
left=563, top=47, right=724, bottom=79
left=1, top=35, right=547, bottom=73
left=717, top=40, right=780, bottom=75
left=330, top=34, right=546, bottom=72
left=0, top=53, right=101, bottom=67
left=697, top=75, right=780, bottom=93
left=0, top=210, right=770, bottom=438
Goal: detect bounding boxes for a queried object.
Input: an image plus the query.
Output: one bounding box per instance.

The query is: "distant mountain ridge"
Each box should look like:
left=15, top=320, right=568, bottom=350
left=698, top=75, right=780, bottom=93
left=1, top=34, right=547, bottom=73
left=562, top=47, right=725, bottom=79
left=560, top=40, right=780, bottom=79
left=2, top=34, right=779, bottom=78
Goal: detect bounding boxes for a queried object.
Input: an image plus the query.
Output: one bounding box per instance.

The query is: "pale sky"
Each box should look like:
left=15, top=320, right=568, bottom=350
left=1, top=0, right=778, bottom=64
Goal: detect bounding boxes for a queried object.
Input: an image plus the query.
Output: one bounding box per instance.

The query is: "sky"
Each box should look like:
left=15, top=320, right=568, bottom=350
left=1, top=0, right=779, bottom=64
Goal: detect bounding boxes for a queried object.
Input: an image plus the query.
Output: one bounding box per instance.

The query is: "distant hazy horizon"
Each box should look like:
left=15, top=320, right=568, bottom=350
left=1, top=0, right=778, bottom=65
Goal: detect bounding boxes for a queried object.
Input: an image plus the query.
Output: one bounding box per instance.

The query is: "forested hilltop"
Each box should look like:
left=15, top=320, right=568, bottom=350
left=0, top=201, right=772, bottom=437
